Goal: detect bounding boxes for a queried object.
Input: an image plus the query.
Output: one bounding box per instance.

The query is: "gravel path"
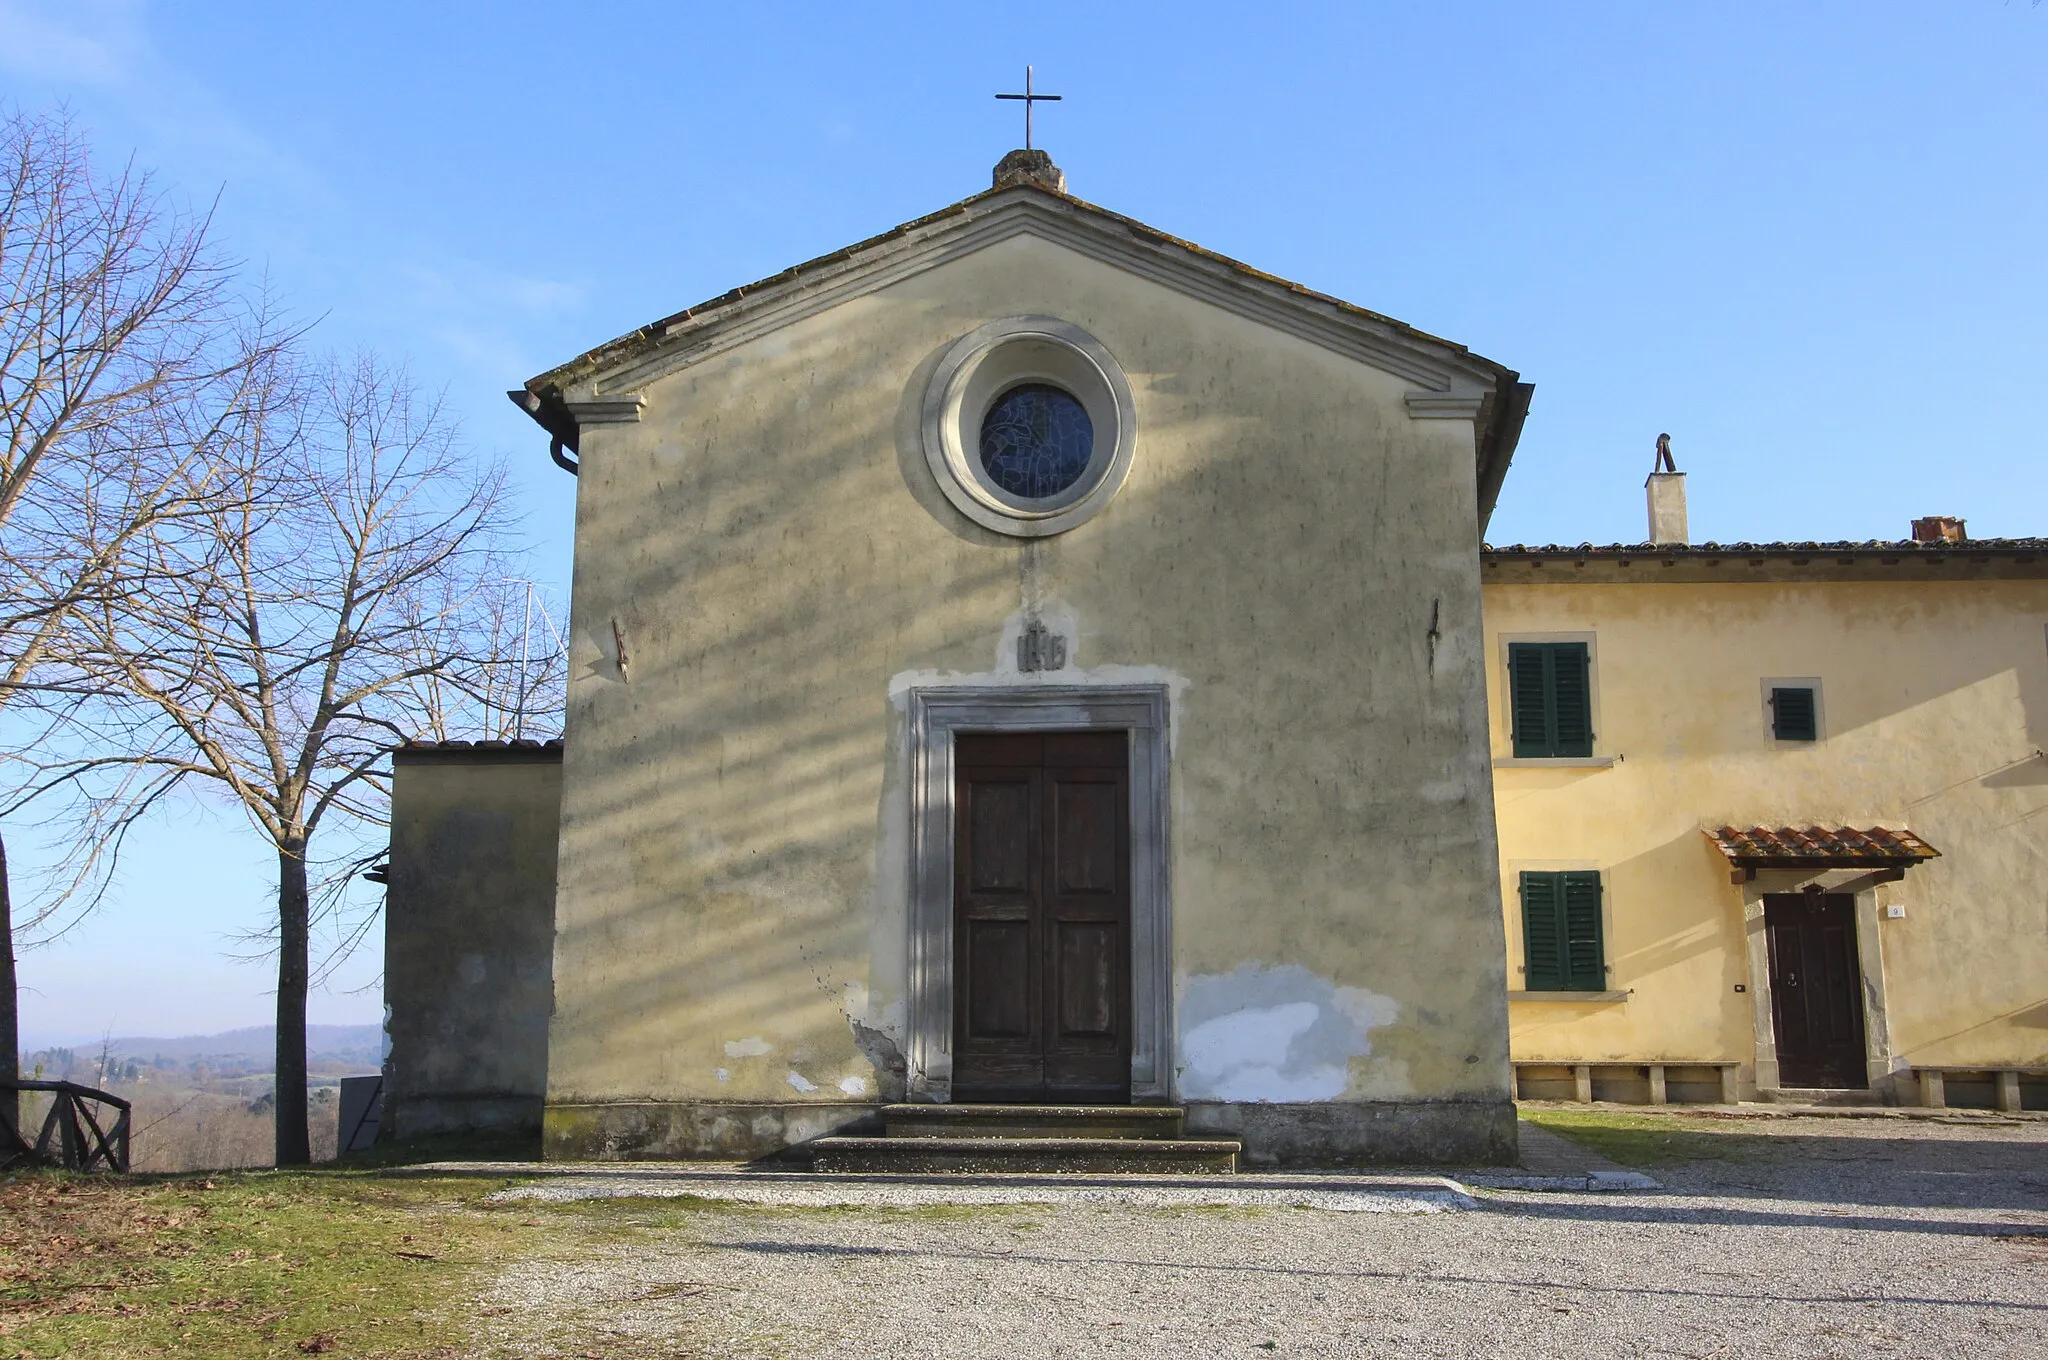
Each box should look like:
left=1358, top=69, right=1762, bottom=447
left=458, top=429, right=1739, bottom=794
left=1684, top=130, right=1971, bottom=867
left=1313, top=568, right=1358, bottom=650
left=490, top=1167, right=1473, bottom=1214
left=479, top=1116, right=2048, bottom=1359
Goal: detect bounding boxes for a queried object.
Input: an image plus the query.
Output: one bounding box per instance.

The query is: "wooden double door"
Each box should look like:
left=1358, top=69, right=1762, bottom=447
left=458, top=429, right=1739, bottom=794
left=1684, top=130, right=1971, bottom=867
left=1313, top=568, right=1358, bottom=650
left=1764, top=893, right=1869, bottom=1089
left=952, top=731, right=1131, bottom=1104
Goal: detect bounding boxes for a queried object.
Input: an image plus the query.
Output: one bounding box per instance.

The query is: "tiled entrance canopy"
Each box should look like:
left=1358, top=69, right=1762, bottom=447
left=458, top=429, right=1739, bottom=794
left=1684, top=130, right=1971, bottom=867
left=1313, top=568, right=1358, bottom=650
left=1706, top=825, right=1941, bottom=875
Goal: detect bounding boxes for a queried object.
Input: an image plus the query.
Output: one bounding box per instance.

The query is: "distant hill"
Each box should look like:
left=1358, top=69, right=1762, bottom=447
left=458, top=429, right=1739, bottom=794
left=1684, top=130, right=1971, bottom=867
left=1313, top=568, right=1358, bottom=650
left=96, top=1024, right=383, bottom=1067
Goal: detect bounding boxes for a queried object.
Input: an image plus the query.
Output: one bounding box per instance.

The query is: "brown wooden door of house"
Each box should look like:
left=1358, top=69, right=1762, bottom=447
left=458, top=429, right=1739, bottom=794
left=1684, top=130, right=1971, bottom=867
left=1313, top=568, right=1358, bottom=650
left=1764, top=893, right=1868, bottom=1089
left=953, top=731, right=1131, bottom=1104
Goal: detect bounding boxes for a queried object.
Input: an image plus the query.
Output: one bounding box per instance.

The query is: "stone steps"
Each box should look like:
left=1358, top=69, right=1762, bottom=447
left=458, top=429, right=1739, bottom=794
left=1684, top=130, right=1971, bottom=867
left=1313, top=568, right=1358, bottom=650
left=880, top=1103, right=1188, bottom=1140
left=809, top=1104, right=1240, bottom=1174
left=1753, top=1087, right=1885, bottom=1107
left=810, top=1134, right=1241, bottom=1175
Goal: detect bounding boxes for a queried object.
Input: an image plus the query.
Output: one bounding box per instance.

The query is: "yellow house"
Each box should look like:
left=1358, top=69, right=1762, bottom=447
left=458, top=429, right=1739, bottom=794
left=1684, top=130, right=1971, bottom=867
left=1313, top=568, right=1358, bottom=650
left=1484, top=478, right=2048, bottom=1111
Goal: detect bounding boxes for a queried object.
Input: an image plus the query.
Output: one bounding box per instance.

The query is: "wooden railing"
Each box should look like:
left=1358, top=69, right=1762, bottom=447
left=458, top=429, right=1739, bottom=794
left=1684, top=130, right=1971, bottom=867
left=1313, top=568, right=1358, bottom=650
left=1, top=1080, right=132, bottom=1172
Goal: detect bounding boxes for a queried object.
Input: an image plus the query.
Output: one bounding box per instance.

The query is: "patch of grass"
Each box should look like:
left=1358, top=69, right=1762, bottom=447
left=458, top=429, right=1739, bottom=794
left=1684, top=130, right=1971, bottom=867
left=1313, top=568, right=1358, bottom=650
left=0, top=1168, right=546, bottom=1359
left=1521, top=1108, right=1782, bottom=1168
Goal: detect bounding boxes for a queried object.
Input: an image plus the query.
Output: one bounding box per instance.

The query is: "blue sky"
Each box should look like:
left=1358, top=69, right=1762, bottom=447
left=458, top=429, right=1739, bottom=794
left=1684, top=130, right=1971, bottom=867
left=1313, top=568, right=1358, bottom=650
left=4, top=1, right=2044, bottom=1043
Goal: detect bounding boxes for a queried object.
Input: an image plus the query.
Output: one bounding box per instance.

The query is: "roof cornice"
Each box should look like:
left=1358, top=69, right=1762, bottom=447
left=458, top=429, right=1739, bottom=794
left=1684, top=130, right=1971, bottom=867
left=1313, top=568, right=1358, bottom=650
left=1482, top=539, right=2048, bottom=583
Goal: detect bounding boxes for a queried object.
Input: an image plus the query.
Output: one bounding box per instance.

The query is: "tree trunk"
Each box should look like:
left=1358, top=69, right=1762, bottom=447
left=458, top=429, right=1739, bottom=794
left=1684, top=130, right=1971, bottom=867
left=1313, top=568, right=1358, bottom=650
left=0, top=828, right=17, bottom=1145
left=274, top=838, right=311, bottom=1166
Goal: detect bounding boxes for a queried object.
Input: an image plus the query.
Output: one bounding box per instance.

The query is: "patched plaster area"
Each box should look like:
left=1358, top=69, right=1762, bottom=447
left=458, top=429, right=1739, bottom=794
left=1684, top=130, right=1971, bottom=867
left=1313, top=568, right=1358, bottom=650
left=885, top=655, right=1191, bottom=724
left=993, top=601, right=1081, bottom=674
left=1178, top=965, right=1400, bottom=1102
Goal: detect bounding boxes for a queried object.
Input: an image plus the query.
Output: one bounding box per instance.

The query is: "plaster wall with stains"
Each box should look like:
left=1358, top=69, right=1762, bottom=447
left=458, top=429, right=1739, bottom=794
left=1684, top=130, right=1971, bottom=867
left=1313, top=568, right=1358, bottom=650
left=384, top=751, right=561, bottom=1137
left=1486, top=578, right=2048, bottom=1078
left=542, top=230, right=1513, bottom=1151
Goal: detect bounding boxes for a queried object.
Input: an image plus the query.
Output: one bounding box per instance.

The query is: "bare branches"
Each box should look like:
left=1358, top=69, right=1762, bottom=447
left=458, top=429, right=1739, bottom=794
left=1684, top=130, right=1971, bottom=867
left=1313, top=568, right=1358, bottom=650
left=0, top=104, right=270, bottom=1138
left=64, top=350, right=544, bottom=823
left=0, top=105, right=563, bottom=1165
left=33, top=347, right=552, bottom=1164
left=0, top=106, right=242, bottom=535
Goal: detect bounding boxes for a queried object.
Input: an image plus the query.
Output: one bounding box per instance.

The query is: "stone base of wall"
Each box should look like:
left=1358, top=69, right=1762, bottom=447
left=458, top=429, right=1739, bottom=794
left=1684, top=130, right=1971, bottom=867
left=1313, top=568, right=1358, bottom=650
left=542, top=1098, right=1517, bottom=1165
left=390, top=1092, right=544, bottom=1141
left=543, top=1101, right=883, bottom=1160
left=1183, top=1099, right=1519, bottom=1167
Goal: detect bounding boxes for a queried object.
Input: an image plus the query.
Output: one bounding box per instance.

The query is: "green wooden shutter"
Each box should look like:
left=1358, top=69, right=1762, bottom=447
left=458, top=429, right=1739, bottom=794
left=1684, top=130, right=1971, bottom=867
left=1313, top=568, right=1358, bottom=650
left=1561, top=870, right=1606, bottom=991
left=1520, top=872, right=1566, bottom=991
left=1508, top=644, right=1553, bottom=758
left=1509, top=642, right=1595, bottom=758
left=1770, top=686, right=1817, bottom=741
left=1549, top=644, right=1594, bottom=757
left=1522, top=870, right=1606, bottom=992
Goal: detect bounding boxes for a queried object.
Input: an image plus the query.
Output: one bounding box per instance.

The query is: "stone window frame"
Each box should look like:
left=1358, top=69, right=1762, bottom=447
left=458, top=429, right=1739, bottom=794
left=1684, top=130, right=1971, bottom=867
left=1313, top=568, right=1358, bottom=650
left=1492, top=630, right=1616, bottom=768
left=919, top=315, right=1138, bottom=538
left=1503, top=858, right=1626, bottom=1002
left=1760, top=676, right=1826, bottom=745
left=904, top=684, right=1172, bottom=1103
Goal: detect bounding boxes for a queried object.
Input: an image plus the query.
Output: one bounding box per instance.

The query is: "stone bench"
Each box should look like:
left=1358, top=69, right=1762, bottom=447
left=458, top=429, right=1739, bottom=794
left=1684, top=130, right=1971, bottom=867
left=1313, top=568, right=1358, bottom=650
left=1514, top=1061, right=1741, bottom=1106
left=1912, top=1066, right=2048, bottom=1113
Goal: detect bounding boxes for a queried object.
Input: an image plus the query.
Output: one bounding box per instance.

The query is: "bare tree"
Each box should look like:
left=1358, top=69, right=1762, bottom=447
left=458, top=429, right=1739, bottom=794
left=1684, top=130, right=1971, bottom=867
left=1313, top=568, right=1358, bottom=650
left=42, top=351, right=547, bottom=1164
left=0, top=104, right=250, bottom=1141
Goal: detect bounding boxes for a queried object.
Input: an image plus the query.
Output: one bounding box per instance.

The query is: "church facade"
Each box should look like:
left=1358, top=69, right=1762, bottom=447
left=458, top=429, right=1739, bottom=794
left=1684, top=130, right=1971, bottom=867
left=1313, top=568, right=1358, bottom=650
left=384, top=151, right=1533, bottom=1165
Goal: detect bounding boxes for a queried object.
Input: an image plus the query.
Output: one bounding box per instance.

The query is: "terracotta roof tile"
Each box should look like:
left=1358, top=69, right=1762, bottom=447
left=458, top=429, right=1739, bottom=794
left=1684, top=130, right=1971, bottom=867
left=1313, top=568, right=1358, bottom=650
left=1705, top=825, right=1940, bottom=868
left=1485, top=539, right=2047, bottom=557
left=1481, top=538, right=2048, bottom=582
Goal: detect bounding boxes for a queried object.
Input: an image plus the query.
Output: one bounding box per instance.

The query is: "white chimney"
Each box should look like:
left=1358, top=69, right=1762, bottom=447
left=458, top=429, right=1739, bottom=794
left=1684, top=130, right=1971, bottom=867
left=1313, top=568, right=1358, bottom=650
left=1646, top=472, right=1688, bottom=543
left=1645, top=432, right=1687, bottom=543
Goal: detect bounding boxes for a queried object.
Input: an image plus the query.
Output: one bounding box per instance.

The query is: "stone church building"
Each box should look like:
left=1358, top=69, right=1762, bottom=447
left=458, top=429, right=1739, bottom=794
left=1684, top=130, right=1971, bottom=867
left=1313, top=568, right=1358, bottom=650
left=383, top=149, right=1534, bottom=1167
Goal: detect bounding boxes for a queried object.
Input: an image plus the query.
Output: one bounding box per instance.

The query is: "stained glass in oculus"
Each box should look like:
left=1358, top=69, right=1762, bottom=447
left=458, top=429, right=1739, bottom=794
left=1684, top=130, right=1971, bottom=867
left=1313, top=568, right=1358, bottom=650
left=978, top=384, right=1094, bottom=499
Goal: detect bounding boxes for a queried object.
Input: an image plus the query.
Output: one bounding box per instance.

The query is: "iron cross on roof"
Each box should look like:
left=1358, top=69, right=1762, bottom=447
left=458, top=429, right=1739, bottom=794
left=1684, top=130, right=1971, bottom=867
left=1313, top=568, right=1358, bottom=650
left=996, top=65, right=1062, bottom=151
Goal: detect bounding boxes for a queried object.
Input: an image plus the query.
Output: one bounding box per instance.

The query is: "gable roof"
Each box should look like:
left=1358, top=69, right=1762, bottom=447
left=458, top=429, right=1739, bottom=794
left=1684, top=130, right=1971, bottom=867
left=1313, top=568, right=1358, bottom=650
left=512, top=176, right=1533, bottom=525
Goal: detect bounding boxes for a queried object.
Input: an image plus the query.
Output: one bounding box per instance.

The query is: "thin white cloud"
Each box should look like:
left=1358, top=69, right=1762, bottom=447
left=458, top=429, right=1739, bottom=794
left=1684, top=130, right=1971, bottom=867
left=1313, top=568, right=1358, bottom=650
left=400, top=259, right=585, bottom=316
left=432, top=323, right=544, bottom=388
left=1, top=0, right=334, bottom=213
left=395, top=258, right=587, bottom=381
left=0, top=0, right=146, bottom=86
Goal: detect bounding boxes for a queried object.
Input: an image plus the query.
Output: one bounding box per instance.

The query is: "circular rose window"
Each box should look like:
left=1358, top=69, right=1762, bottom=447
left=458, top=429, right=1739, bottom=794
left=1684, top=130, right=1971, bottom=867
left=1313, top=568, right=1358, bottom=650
left=921, top=317, right=1136, bottom=537
left=979, top=383, right=1095, bottom=498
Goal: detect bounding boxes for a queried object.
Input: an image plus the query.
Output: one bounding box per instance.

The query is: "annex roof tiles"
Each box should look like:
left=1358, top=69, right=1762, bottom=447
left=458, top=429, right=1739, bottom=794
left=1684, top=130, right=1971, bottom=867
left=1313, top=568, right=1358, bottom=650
left=1705, top=825, right=1941, bottom=871
left=393, top=738, right=563, bottom=757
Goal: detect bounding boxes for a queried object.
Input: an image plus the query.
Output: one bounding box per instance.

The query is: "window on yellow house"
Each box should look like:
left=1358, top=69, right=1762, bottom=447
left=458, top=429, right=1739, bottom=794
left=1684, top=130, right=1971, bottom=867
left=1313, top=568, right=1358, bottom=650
left=1508, top=642, right=1593, bottom=758
left=1520, top=870, right=1605, bottom=991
